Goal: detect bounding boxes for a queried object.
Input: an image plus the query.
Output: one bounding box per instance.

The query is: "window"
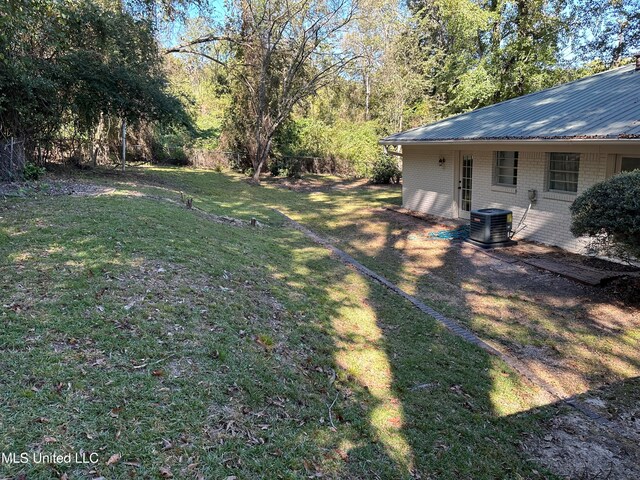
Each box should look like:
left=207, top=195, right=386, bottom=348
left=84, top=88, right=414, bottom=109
left=621, top=157, right=640, bottom=173
left=547, top=153, right=580, bottom=193
left=494, top=151, right=518, bottom=186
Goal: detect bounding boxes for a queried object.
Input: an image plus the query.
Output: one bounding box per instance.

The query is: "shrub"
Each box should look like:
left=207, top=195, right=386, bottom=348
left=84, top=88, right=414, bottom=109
left=370, top=155, right=401, bottom=184
left=166, top=148, right=190, bottom=166
left=330, top=120, right=381, bottom=177
left=273, top=118, right=382, bottom=177
left=570, top=170, right=640, bottom=260
left=269, top=157, right=302, bottom=178
left=23, top=163, right=46, bottom=181
left=269, top=161, right=280, bottom=177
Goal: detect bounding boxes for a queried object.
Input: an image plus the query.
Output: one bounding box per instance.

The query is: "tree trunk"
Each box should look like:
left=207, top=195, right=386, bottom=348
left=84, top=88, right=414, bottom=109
left=121, top=119, right=127, bottom=172
left=251, top=136, right=271, bottom=183
left=91, top=114, right=104, bottom=167
left=612, top=17, right=626, bottom=66
left=364, top=72, right=371, bottom=121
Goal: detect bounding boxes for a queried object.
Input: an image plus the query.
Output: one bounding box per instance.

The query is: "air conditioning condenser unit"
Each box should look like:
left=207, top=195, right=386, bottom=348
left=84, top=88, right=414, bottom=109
left=466, top=208, right=517, bottom=248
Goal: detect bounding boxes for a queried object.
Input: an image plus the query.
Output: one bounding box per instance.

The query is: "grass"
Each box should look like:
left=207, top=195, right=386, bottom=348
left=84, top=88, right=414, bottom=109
left=237, top=172, right=640, bottom=399
left=0, top=167, right=562, bottom=479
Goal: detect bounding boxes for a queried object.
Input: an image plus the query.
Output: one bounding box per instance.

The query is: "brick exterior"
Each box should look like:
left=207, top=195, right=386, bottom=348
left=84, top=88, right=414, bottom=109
left=402, top=147, right=457, bottom=218
left=401, top=144, right=627, bottom=252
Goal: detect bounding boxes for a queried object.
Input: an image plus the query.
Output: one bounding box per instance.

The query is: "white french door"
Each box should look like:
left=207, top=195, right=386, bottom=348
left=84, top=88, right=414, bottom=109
left=458, top=154, right=473, bottom=219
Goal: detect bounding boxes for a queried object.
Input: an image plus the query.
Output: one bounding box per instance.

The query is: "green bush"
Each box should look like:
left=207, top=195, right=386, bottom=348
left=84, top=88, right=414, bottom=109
left=329, top=120, right=381, bottom=177
left=269, top=157, right=302, bottom=178
left=23, top=163, right=46, bottom=181
left=166, top=148, right=190, bottom=166
left=272, top=118, right=382, bottom=177
left=570, top=169, right=640, bottom=260
left=370, top=155, right=401, bottom=184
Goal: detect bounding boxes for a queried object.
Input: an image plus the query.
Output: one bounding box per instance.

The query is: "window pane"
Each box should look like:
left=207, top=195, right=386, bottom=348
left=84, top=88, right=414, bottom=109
left=621, top=157, right=640, bottom=172
left=498, top=175, right=516, bottom=185
left=548, top=153, right=579, bottom=192
left=495, top=151, right=518, bottom=186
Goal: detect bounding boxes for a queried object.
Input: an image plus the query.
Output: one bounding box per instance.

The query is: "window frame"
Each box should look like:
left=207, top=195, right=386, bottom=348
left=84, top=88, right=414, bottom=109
left=493, top=151, right=518, bottom=187
left=546, top=152, right=580, bottom=194
left=616, top=155, right=640, bottom=173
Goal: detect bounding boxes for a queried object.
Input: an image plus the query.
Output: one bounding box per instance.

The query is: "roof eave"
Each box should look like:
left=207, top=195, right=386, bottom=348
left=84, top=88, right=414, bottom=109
left=378, top=137, right=640, bottom=146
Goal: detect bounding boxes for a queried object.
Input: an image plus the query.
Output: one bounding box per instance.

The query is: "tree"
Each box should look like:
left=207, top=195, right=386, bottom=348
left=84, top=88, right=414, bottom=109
left=0, top=0, right=190, bottom=164
left=343, top=0, right=400, bottom=121
left=373, top=16, right=438, bottom=132
left=570, top=170, right=640, bottom=261
left=571, top=0, right=640, bottom=67
left=167, top=0, right=357, bottom=182
left=405, top=0, right=569, bottom=116
left=487, top=0, right=568, bottom=101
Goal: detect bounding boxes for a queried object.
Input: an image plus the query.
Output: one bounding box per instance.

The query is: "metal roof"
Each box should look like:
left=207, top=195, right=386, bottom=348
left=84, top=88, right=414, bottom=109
left=380, top=64, right=640, bottom=145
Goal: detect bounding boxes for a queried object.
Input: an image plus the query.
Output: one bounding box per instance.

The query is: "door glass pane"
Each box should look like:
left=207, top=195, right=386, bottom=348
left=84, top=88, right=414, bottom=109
left=461, top=155, right=473, bottom=212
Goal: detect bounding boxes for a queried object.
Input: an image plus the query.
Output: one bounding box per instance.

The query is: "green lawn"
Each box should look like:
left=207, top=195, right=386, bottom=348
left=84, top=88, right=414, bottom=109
left=1, top=167, right=554, bottom=479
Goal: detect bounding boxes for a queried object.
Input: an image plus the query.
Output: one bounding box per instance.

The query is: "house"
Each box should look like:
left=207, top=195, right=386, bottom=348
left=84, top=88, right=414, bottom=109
left=380, top=61, right=640, bottom=252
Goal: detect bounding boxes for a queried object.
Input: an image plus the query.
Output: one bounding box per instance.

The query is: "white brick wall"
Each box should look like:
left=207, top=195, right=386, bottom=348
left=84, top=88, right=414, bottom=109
left=402, top=146, right=613, bottom=252
left=402, top=145, right=456, bottom=218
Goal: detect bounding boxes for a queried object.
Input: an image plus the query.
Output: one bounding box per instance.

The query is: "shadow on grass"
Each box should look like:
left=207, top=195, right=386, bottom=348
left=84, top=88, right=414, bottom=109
left=0, top=184, right=552, bottom=479
left=5, top=167, right=637, bottom=479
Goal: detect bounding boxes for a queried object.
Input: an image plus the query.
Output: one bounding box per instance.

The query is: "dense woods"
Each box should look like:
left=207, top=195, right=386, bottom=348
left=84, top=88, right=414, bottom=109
left=1, top=0, right=639, bottom=180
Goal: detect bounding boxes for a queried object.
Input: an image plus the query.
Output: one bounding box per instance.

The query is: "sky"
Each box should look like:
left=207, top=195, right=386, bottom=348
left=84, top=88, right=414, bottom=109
left=157, top=0, right=226, bottom=48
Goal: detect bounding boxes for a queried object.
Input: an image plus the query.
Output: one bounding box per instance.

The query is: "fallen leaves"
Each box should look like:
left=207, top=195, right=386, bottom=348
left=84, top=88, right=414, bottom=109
left=123, top=298, right=137, bottom=311
left=3, top=302, right=22, bottom=313
left=159, top=466, right=173, bottom=478
left=106, top=453, right=121, bottom=466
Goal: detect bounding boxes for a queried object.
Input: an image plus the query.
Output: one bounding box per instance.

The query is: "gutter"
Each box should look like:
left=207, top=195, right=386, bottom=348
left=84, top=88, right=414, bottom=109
left=379, top=138, right=640, bottom=146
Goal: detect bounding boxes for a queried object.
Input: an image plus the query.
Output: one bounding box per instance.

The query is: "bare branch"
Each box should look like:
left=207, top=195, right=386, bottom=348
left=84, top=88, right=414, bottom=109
left=164, top=33, right=240, bottom=55
left=166, top=48, right=228, bottom=67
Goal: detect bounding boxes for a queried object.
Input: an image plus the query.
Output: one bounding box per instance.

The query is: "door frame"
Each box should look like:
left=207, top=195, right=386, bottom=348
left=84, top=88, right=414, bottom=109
left=452, top=151, right=461, bottom=218
left=456, top=152, right=473, bottom=219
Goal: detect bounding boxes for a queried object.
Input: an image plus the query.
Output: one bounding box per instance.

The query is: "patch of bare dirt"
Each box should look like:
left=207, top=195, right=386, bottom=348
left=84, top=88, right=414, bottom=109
left=505, top=240, right=640, bottom=273
left=602, top=276, right=640, bottom=306
left=384, top=205, right=466, bottom=229
left=0, top=179, right=115, bottom=197
left=524, top=395, right=640, bottom=480
left=344, top=206, right=640, bottom=399
left=266, top=176, right=401, bottom=193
